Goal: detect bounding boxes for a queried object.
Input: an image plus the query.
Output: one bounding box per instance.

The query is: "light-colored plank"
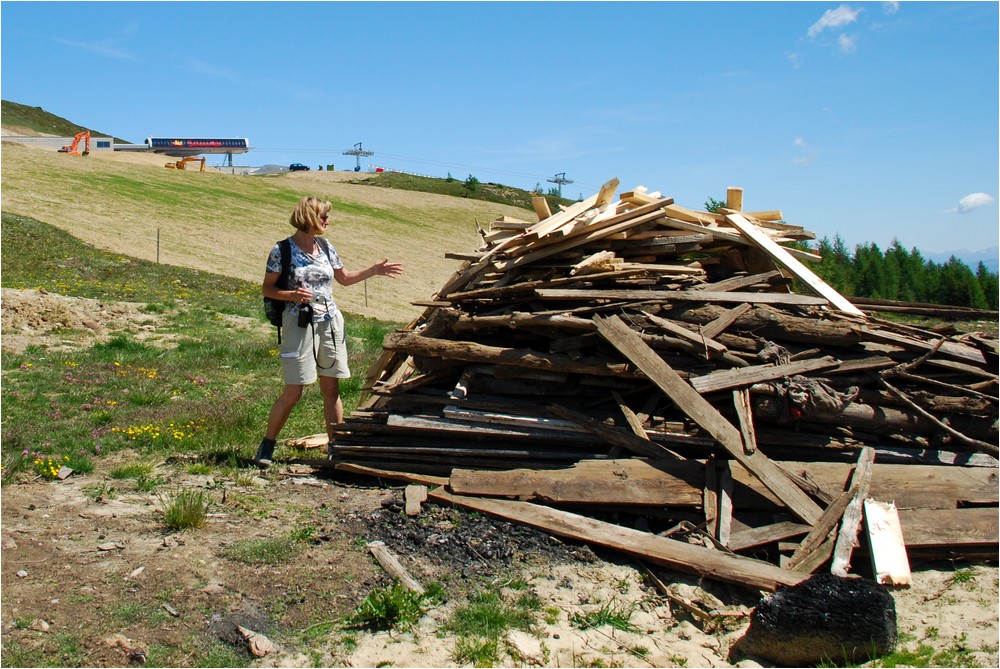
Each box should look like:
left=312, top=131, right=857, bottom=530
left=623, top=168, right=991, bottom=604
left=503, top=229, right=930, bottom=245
left=726, top=187, right=744, bottom=212
left=725, top=213, right=864, bottom=315
left=864, top=499, right=912, bottom=586
left=404, top=484, right=428, bottom=516
left=717, top=463, right=734, bottom=546
left=531, top=195, right=552, bottom=221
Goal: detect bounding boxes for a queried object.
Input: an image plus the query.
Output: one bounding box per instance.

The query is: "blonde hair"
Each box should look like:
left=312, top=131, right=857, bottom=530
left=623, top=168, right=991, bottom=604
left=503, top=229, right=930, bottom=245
left=289, top=196, right=331, bottom=235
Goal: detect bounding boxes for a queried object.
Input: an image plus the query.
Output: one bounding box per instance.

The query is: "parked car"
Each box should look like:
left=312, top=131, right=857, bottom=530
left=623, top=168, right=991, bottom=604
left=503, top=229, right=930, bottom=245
left=289, top=163, right=310, bottom=172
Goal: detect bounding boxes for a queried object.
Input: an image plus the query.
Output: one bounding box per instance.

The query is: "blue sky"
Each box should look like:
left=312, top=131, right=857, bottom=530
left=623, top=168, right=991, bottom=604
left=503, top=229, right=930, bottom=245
left=2, top=1, right=997, bottom=258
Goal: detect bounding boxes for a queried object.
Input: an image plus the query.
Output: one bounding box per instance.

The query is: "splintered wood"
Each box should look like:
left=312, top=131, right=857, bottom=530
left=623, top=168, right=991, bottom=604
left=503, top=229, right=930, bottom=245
left=327, top=180, right=998, bottom=591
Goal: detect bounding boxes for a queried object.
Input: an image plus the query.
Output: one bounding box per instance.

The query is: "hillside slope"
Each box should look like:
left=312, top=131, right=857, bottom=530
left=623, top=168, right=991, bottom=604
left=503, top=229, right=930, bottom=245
left=0, top=140, right=544, bottom=322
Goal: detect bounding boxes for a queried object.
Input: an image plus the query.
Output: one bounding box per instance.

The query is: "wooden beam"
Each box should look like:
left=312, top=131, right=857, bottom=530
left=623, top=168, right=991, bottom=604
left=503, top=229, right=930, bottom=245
left=689, top=356, right=841, bottom=394
left=429, top=489, right=806, bottom=591
left=728, top=521, right=810, bottom=552
left=786, top=489, right=855, bottom=572
left=547, top=403, right=682, bottom=460
left=830, top=447, right=876, bottom=576
left=704, top=459, right=718, bottom=536
left=532, top=195, right=552, bottom=221
left=717, top=463, right=734, bottom=546
left=592, top=314, right=824, bottom=525
left=535, top=288, right=828, bottom=307
left=367, top=541, right=425, bottom=594
left=726, top=187, right=744, bottom=212
left=382, top=331, right=635, bottom=378
left=725, top=213, right=864, bottom=316
left=733, top=388, right=758, bottom=455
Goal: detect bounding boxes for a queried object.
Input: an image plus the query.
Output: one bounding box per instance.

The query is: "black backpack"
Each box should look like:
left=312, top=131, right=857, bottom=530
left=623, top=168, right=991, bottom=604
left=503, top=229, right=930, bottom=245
left=263, top=238, right=293, bottom=343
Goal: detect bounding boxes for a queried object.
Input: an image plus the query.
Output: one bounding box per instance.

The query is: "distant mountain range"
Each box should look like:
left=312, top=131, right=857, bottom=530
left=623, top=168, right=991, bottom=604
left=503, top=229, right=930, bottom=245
left=924, top=247, right=999, bottom=273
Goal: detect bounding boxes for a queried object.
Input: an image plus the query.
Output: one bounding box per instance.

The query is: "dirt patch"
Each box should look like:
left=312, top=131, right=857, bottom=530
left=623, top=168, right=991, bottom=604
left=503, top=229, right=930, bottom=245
left=0, top=288, right=267, bottom=355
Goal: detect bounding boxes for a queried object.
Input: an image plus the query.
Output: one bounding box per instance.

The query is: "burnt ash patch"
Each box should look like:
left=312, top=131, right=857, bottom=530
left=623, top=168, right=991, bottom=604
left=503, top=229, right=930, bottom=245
left=358, top=495, right=597, bottom=584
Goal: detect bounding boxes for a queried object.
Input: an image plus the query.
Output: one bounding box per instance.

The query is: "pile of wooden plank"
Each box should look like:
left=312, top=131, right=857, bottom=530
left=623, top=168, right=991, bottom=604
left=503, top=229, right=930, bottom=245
left=325, top=180, right=998, bottom=590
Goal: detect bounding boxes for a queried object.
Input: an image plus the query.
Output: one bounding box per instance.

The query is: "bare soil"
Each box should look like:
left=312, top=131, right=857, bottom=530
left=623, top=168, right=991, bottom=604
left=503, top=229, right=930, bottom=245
left=2, top=291, right=998, bottom=667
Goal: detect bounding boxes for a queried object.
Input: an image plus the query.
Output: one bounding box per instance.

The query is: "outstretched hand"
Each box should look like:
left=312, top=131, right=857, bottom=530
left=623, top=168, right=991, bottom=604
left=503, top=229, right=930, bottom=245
left=375, top=259, right=403, bottom=279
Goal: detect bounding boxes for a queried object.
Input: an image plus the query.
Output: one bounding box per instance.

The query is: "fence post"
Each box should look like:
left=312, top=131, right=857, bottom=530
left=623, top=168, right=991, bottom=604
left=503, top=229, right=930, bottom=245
left=156, top=228, right=160, bottom=263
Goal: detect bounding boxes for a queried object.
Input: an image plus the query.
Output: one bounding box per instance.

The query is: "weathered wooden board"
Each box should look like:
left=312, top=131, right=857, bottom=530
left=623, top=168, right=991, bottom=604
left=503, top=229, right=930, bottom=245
left=536, top=288, right=828, bottom=306
left=449, top=458, right=705, bottom=505
left=429, top=489, right=806, bottom=592
left=447, top=458, right=999, bottom=512
left=593, top=314, right=825, bottom=525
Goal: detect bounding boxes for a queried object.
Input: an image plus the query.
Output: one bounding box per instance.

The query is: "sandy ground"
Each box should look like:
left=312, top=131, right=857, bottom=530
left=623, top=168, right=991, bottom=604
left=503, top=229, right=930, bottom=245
left=2, top=288, right=997, bottom=667
left=3, top=453, right=997, bottom=668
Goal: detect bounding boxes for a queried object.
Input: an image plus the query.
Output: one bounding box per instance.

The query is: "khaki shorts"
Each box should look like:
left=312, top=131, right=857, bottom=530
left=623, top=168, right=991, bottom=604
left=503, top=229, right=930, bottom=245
left=278, top=308, right=351, bottom=385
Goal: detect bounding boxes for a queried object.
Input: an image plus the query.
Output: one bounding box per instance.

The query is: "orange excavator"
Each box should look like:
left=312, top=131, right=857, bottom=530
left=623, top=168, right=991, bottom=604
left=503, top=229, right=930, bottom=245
left=58, top=131, right=91, bottom=156
left=164, top=156, right=206, bottom=171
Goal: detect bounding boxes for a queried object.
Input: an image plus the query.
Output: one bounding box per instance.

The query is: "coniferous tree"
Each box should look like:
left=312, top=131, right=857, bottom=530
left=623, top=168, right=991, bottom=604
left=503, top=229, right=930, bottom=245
left=853, top=243, right=887, bottom=299
left=934, top=257, right=988, bottom=308
left=976, top=262, right=999, bottom=310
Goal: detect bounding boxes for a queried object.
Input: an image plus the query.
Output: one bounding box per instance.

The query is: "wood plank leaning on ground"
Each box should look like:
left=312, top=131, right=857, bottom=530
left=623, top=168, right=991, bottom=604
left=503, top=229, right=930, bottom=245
left=428, top=488, right=805, bottom=592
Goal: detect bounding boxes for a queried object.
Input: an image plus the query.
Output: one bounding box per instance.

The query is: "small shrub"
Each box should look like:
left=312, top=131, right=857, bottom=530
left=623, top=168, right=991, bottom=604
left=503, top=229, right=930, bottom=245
left=160, top=487, right=210, bottom=530
left=345, top=582, right=429, bottom=631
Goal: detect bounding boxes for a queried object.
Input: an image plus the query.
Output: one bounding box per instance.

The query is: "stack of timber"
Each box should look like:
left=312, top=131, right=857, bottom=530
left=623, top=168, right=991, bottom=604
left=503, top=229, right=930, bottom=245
left=326, top=180, right=998, bottom=591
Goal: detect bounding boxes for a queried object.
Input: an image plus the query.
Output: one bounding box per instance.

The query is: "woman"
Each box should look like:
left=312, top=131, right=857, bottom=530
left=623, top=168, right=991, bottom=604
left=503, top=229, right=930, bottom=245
left=255, top=196, right=403, bottom=468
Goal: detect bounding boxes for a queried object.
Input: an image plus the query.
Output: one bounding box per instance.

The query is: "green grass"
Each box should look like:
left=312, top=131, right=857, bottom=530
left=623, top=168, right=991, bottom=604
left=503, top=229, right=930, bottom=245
left=220, top=529, right=315, bottom=564
left=0, top=213, right=398, bottom=482
left=444, top=588, right=541, bottom=665
left=160, top=487, right=211, bottom=530
left=1, top=99, right=126, bottom=142
left=569, top=600, right=639, bottom=633
left=344, top=581, right=435, bottom=631
left=352, top=171, right=575, bottom=211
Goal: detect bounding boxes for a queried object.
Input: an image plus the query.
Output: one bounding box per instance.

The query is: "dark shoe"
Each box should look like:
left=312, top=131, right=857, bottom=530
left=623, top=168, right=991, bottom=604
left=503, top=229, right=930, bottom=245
left=255, top=438, right=276, bottom=469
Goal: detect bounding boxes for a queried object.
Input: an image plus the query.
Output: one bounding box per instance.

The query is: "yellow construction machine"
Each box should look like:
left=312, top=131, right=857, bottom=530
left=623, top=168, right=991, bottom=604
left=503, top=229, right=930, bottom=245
left=165, top=156, right=206, bottom=171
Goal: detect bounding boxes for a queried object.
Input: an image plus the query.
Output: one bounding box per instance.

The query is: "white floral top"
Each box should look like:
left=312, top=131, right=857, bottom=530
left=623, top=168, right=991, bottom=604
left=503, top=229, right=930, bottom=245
left=266, top=237, right=343, bottom=322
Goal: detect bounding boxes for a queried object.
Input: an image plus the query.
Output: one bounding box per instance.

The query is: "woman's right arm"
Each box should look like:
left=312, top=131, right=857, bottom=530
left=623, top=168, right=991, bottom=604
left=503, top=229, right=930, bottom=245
left=263, top=271, right=313, bottom=304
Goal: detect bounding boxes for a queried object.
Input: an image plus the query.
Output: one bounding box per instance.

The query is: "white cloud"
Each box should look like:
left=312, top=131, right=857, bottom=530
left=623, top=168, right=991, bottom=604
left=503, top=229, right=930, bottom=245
left=187, top=58, right=241, bottom=81
left=808, top=4, right=862, bottom=37
left=882, top=1, right=900, bottom=14
left=53, top=37, right=134, bottom=60
left=955, top=193, right=995, bottom=214
left=791, top=137, right=817, bottom=167
left=787, top=51, right=803, bottom=69
left=838, top=33, right=859, bottom=53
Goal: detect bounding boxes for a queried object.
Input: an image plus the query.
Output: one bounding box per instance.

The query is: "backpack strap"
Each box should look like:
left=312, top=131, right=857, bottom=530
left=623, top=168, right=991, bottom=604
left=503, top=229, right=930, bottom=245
left=316, top=236, right=334, bottom=266
left=276, top=238, right=292, bottom=345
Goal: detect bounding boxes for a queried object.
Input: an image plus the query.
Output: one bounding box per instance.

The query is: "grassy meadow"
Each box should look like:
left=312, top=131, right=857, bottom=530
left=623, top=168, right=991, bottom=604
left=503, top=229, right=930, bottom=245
left=0, top=141, right=543, bottom=322
left=0, top=211, right=399, bottom=482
